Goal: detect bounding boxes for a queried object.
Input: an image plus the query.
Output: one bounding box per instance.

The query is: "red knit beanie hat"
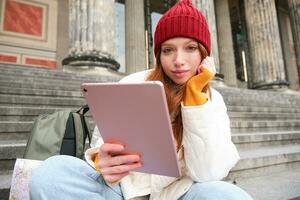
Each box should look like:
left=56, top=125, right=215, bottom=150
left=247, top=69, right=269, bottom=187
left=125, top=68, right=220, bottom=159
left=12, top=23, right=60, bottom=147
left=154, top=0, right=211, bottom=57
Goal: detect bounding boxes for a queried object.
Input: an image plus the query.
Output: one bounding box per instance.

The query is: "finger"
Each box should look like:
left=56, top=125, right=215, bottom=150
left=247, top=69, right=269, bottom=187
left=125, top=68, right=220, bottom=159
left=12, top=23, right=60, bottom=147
left=197, top=64, right=203, bottom=74
left=100, top=154, right=141, bottom=168
left=100, top=162, right=142, bottom=175
left=206, top=57, right=215, bottom=68
left=201, top=57, right=216, bottom=74
left=198, top=56, right=209, bottom=74
left=100, top=143, right=125, bottom=157
left=103, top=172, right=129, bottom=183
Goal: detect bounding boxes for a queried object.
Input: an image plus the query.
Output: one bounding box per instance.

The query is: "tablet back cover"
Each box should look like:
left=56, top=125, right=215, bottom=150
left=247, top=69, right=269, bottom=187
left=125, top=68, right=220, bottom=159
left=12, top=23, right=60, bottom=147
left=81, top=82, right=180, bottom=177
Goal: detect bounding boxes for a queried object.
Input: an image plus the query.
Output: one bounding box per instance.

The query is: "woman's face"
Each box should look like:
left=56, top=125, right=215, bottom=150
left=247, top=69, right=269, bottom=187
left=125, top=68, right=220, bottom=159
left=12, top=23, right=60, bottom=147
left=160, top=37, right=202, bottom=85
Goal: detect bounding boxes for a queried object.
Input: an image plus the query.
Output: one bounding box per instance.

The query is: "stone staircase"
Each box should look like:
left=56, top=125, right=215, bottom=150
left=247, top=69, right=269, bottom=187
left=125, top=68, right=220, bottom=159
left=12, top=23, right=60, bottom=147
left=219, top=87, right=300, bottom=199
left=1, top=63, right=300, bottom=199
left=0, top=63, right=121, bottom=199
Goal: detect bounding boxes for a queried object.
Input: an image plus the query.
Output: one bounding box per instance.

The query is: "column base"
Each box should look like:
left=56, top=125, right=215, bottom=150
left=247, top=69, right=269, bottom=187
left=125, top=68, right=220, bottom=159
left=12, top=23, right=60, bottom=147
left=236, top=80, right=249, bottom=89
left=62, top=55, right=120, bottom=71
left=211, top=73, right=228, bottom=87
left=211, top=80, right=227, bottom=88
left=252, top=80, right=289, bottom=90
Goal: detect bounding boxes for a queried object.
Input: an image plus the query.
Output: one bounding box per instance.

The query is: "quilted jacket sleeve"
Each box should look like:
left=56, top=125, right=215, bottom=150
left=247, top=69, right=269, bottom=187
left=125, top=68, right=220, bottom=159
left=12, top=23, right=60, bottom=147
left=182, top=89, right=239, bottom=182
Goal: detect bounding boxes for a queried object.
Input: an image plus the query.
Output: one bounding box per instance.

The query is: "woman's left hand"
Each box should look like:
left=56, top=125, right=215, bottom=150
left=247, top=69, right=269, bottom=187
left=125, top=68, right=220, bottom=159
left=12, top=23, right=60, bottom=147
left=183, top=56, right=216, bottom=106
left=198, top=56, right=216, bottom=76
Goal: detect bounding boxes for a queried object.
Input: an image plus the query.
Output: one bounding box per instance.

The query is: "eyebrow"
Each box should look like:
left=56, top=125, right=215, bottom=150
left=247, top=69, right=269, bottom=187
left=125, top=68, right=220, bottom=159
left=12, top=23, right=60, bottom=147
left=162, top=40, right=197, bottom=47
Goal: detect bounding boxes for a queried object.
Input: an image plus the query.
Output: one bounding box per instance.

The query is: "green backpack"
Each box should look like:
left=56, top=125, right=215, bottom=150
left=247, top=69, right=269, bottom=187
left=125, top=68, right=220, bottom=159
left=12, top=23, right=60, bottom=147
left=24, top=105, right=92, bottom=160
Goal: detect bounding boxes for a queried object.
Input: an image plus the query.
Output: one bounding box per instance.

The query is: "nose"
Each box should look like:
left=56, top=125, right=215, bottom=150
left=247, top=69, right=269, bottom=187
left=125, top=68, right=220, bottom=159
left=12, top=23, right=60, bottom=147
left=174, top=50, right=185, bottom=68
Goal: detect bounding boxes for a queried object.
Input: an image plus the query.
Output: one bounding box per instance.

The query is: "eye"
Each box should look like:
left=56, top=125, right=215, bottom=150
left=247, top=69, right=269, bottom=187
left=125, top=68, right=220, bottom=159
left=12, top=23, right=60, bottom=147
left=161, top=47, right=173, bottom=55
left=186, top=45, right=198, bottom=52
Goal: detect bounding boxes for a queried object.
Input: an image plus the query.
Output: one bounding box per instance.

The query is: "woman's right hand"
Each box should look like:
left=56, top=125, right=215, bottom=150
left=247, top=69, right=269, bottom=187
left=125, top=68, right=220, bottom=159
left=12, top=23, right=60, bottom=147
left=97, top=143, right=142, bottom=183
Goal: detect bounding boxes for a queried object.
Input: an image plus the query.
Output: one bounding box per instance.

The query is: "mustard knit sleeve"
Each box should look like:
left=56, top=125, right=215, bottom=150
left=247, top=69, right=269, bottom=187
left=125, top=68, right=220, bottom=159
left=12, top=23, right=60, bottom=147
left=93, top=152, right=101, bottom=172
left=183, top=68, right=214, bottom=106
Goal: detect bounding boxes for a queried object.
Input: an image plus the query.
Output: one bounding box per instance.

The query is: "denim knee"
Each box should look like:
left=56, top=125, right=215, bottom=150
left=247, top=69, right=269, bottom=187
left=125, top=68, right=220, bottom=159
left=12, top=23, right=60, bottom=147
left=180, top=181, right=253, bottom=200
left=29, top=155, right=100, bottom=195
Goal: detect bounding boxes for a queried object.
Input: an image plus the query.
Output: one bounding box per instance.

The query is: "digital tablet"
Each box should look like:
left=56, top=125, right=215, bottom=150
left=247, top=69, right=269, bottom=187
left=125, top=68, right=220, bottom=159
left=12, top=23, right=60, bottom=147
left=81, top=81, right=181, bottom=177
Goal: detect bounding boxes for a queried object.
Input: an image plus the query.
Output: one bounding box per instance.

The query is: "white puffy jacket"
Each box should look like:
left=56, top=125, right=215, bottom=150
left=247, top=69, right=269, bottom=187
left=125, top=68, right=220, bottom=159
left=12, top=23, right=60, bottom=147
left=85, top=70, right=240, bottom=200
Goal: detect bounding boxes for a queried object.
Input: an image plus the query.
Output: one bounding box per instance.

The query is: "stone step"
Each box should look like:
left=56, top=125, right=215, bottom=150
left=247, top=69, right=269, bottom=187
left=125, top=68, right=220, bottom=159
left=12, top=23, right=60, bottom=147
left=0, top=140, right=25, bottom=160
left=232, top=162, right=300, bottom=200
left=2, top=108, right=299, bottom=123
left=0, top=132, right=28, bottom=143
left=0, top=86, right=82, bottom=98
left=0, top=122, right=33, bottom=133
left=231, top=120, right=300, bottom=130
left=1, top=140, right=300, bottom=178
left=0, top=80, right=82, bottom=91
left=2, top=104, right=300, bottom=116
left=3, top=112, right=299, bottom=123
left=220, top=90, right=300, bottom=108
left=0, top=120, right=300, bottom=133
left=229, top=112, right=300, bottom=120
left=0, top=120, right=96, bottom=141
left=0, top=106, right=93, bottom=121
left=1, top=119, right=299, bottom=135
left=227, top=105, right=300, bottom=113
left=232, top=130, right=300, bottom=149
left=2, top=63, right=300, bottom=103
left=2, top=65, right=300, bottom=107
left=225, top=97, right=300, bottom=108
left=218, top=87, right=300, bottom=106
left=232, top=126, right=300, bottom=134
left=0, top=63, right=121, bottom=82
left=0, top=119, right=94, bottom=132
left=1, top=93, right=299, bottom=114
left=0, top=121, right=96, bottom=142
left=3, top=106, right=299, bottom=118
left=0, top=113, right=94, bottom=122
left=0, top=106, right=73, bottom=117
left=0, top=74, right=108, bottom=87
left=2, top=105, right=300, bottom=122
left=232, top=144, right=300, bottom=171
left=229, top=144, right=300, bottom=179
left=0, top=114, right=94, bottom=123
left=0, top=94, right=85, bottom=107
left=225, top=98, right=300, bottom=108
left=0, top=138, right=93, bottom=171
left=0, top=170, right=12, bottom=200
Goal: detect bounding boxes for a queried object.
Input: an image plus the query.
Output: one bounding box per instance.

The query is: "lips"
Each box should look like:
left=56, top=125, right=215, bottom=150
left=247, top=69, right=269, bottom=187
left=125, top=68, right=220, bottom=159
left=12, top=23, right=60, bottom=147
left=172, top=69, right=189, bottom=78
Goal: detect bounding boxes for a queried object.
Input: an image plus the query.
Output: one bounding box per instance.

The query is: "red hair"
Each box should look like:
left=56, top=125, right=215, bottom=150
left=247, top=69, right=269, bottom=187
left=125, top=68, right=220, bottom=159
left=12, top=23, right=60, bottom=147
left=147, top=43, right=209, bottom=151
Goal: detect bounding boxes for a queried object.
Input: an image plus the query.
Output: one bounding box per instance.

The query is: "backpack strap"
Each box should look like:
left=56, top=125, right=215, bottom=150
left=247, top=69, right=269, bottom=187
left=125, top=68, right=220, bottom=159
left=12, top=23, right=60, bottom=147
left=76, top=104, right=92, bottom=147
left=60, top=113, right=76, bottom=156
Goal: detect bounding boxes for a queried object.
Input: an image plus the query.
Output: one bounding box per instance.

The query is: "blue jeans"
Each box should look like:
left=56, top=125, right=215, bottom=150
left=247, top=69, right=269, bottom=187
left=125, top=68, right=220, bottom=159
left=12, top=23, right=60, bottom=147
left=29, top=155, right=253, bottom=200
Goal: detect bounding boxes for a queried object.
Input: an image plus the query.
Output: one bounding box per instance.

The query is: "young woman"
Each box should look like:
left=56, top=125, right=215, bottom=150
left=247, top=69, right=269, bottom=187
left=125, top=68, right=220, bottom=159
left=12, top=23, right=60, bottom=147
left=29, top=0, right=253, bottom=199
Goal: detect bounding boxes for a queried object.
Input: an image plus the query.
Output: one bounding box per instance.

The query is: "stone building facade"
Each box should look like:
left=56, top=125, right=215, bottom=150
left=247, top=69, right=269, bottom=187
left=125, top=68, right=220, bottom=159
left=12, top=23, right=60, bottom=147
left=0, top=0, right=299, bottom=91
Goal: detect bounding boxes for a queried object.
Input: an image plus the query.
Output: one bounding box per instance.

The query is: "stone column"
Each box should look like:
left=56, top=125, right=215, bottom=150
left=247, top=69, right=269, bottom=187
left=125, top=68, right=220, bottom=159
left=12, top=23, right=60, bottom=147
left=278, top=5, right=300, bottom=90
left=63, top=0, right=119, bottom=70
left=125, top=0, right=147, bottom=74
left=56, top=0, right=69, bottom=69
left=244, top=0, right=287, bottom=89
left=192, top=0, right=220, bottom=73
left=288, top=0, right=300, bottom=84
left=215, top=0, right=237, bottom=87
